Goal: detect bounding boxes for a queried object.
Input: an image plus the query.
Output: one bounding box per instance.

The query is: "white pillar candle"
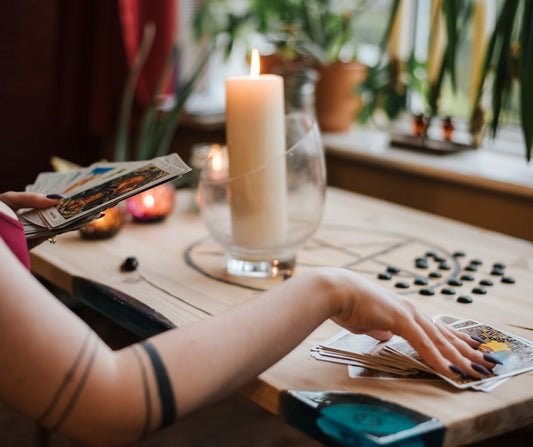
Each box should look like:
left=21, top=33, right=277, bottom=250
left=225, top=49, right=288, bottom=256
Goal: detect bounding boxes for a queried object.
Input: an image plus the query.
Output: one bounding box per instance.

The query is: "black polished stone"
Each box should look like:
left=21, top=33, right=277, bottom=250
left=460, top=274, right=475, bottom=281
left=419, top=288, right=435, bottom=296
left=415, top=260, right=428, bottom=269
left=493, top=262, right=506, bottom=270
left=479, top=279, right=494, bottom=287
left=439, top=263, right=451, bottom=270
left=501, top=276, right=516, bottom=284
left=441, top=287, right=456, bottom=295
left=386, top=266, right=400, bottom=274
left=433, top=256, right=446, bottom=263
left=429, top=271, right=442, bottom=278
left=457, top=295, right=473, bottom=304
left=447, top=278, right=463, bottom=287
left=464, top=265, right=478, bottom=272
left=414, top=278, right=428, bottom=286
left=472, top=287, right=487, bottom=295
left=490, top=268, right=504, bottom=276
left=470, top=259, right=483, bottom=265
left=425, top=251, right=437, bottom=258
left=452, top=251, right=466, bottom=257
left=395, top=281, right=410, bottom=289
left=378, top=272, right=392, bottom=280
left=121, top=256, right=139, bottom=271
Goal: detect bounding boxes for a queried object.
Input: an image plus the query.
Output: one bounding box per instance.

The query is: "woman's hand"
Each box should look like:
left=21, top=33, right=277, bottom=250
left=314, top=267, right=497, bottom=380
left=0, top=191, right=64, bottom=212
left=0, top=192, right=65, bottom=248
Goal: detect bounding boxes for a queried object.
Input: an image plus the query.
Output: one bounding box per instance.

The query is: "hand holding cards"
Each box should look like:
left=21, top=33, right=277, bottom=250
left=312, top=315, right=533, bottom=391
left=19, top=154, right=190, bottom=240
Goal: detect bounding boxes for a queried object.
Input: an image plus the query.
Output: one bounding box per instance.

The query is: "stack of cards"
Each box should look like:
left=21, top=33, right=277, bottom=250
left=19, top=153, right=190, bottom=240
left=312, top=315, right=533, bottom=391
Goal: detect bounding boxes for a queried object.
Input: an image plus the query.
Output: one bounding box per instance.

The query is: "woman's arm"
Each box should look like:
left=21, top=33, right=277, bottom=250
left=0, top=237, right=492, bottom=446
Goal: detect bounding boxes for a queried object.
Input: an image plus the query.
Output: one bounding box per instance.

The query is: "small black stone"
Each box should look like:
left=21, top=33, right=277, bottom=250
left=429, top=271, right=442, bottom=278
left=447, top=278, right=463, bottom=287
left=121, top=256, right=139, bottom=271
left=464, top=265, right=478, bottom=272
left=433, top=255, right=446, bottom=263
left=386, top=266, right=400, bottom=274
left=490, top=268, right=504, bottom=276
left=452, top=251, right=466, bottom=258
left=395, top=281, right=410, bottom=289
left=415, top=257, right=427, bottom=263
left=419, top=288, right=435, bottom=296
left=479, top=279, right=494, bottom=287
left=439, top=263, right=451, bottom=271
left=425, top=251, right=437, bottom=258
left=378, top=272, right=392, bottom=280
left=415, top=260, right=428, bottom=269
left=501, top=276, right=516, bottom=284
left=441, top=287, right=456, bottom=295
left=414, top=278, right=428, bottom=286
left=460, top=274, right=475, bottom=281
left=457, top=295, right=473, bottom=304
left=470, top=259, right=483, bottom=265
left=493, top=262, right=506, bottom=270
left=472, top=287, right=487, bottom=295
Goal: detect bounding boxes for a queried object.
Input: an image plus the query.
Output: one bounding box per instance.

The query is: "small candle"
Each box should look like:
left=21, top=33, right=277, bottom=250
left=225, top=49, right=288, bottom=253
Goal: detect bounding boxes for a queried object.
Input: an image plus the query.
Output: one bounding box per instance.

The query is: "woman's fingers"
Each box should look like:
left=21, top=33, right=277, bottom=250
left=0, top=192, right=64, bottom=211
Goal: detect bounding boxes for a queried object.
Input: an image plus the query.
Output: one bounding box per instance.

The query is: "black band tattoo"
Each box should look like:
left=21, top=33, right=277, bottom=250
left=132, top=345, right=152, bottom=438
left=38, top=328, right=92, bottom=424
left=140, top=340, right=176, bottom=428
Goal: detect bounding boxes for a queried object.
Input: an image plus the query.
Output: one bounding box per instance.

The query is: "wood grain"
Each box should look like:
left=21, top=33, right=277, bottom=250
left=30, top=187, right=533, bottom=446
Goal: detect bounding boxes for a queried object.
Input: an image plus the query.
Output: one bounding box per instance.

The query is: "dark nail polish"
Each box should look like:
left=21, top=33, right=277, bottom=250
left=472, top=362, right=491, bottom=377
left=470, top=335, right=485, bottom=344
left=47, top=193, right=67, bottom=200
left=449, top=364, right=467, bottom=377
left=483, top=353, right=503, bottom=365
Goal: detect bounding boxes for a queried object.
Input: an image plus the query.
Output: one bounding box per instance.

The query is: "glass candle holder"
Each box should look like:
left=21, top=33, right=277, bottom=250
left=126, top=182, right=175, bottom=222
left=79, top=205, right=124, bottom=239
left=198, top=114, right=326, bottom=278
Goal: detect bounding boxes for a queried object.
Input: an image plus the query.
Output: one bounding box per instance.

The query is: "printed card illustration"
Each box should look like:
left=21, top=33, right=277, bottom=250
left=20, top=154, right=190, bottom=239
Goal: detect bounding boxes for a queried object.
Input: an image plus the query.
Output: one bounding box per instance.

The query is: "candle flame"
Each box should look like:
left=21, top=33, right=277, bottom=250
left=250, top=49, right=260, bottom=78
left=212, top=149, right=223, bottom=172
left=142, top=193, right=155, bottom=208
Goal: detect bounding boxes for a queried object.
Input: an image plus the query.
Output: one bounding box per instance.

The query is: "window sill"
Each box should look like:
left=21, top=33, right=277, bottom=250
left=322, top=126, right=533, bottom=201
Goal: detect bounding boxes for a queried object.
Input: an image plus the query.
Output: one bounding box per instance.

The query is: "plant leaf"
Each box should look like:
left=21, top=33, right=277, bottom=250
left=114, top=23, right=156, bottom=162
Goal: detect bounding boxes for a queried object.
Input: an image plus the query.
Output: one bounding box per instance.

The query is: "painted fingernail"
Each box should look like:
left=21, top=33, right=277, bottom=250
left=471, top=362, right=491, bottom=377
left=483, top=353, right=503, bottom=365
left=449, top=364, right=467, bottom=377
left=470, top=335, right=485, bottom=344
left=46, top=193, right=67, bottom=199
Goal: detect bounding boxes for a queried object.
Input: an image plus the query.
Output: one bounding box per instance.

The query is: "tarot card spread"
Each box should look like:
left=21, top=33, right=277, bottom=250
left=311, top=315, right=533, bottom=391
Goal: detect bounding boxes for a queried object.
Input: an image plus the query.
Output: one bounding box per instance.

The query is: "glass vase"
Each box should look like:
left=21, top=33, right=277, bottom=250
left=198, top=114, right=326, bottom=278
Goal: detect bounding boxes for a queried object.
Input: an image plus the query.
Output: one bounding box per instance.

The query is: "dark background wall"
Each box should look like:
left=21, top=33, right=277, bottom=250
left=0, top=1, right=126, bottom=192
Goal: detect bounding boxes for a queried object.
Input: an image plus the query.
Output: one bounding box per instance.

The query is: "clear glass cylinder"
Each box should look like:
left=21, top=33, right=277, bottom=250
left=198, top=114, right=326, bottom=278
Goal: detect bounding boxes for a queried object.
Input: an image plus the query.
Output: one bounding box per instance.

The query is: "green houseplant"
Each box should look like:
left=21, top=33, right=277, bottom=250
left=193, top=0, right=370, bottom=131
left=361, top=0, right=533, bottom=161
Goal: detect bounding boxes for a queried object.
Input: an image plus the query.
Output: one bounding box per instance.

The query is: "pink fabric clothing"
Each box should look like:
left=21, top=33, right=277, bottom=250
left=0, top=212, right=30, bottom=270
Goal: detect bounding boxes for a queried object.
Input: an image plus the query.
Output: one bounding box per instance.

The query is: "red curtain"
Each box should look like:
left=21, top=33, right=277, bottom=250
left=57, top=0, right=177, bottom=139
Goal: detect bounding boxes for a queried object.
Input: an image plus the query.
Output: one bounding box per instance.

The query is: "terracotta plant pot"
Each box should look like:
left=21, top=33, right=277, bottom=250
left=314, top=61, right=367, bottom=132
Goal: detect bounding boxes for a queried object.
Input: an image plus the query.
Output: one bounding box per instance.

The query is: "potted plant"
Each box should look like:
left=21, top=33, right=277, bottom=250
left=193, top=0, right=370, bottom=131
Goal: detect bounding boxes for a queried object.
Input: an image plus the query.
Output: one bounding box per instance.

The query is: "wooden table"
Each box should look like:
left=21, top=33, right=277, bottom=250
left=30, top=187, right=533, bottom=446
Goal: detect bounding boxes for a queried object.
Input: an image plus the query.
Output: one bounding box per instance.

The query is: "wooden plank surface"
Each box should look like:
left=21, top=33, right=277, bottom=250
left=30, top=187, right=533, bottom=446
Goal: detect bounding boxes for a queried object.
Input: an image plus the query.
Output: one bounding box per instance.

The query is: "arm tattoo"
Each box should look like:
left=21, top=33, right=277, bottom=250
left=132, top=345, right=152, bottom=438
left=38, top=328, right=99, bottom=430
left=38, top=328, right=92, bottom=424
left=140, top=340, right=176, bottom=429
